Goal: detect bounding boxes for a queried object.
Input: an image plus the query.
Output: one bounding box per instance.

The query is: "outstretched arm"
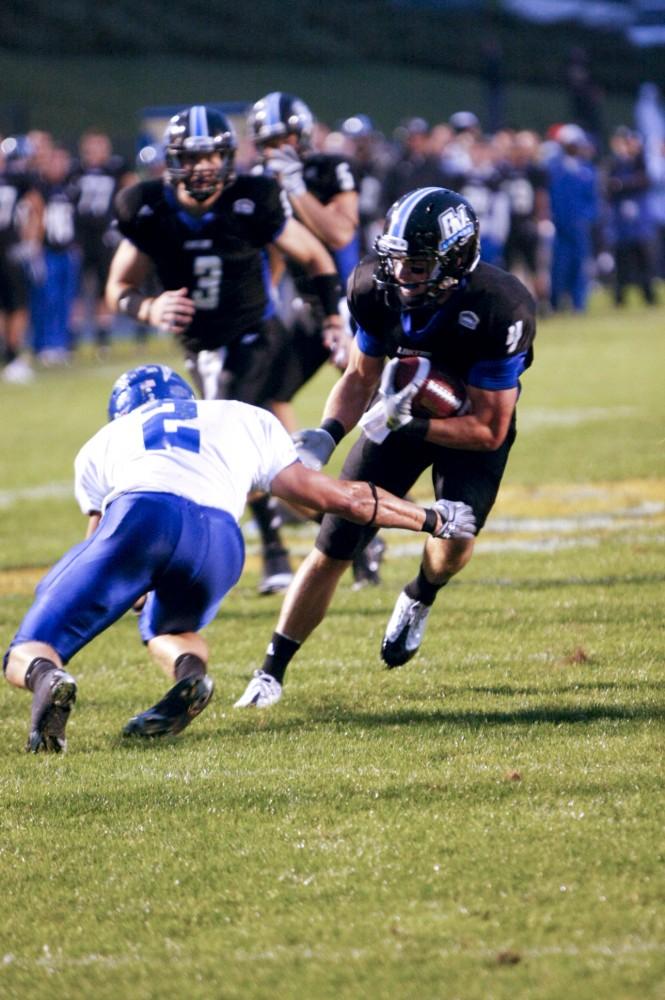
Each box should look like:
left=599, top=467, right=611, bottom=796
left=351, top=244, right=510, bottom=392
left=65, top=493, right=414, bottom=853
left=270, top=462, right=476, bottom=540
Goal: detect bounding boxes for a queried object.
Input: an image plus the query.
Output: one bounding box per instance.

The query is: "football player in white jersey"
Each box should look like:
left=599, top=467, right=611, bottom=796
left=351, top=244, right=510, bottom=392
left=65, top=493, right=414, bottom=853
left=3, top=364, right=476, bottom=753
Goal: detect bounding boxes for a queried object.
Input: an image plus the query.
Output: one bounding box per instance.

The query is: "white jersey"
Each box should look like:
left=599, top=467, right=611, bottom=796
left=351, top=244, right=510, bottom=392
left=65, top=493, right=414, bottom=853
left=74, top=399, right=298, bottom=520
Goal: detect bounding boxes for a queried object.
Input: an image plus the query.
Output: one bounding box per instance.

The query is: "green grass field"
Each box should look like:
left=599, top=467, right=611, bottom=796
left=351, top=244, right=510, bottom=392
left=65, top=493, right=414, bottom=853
left=1, top=291, right=664, bottom=999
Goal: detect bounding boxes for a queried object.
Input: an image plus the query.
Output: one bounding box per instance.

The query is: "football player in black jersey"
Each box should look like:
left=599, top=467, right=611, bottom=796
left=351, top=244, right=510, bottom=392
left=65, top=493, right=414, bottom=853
left=248, top=92, right=385, bottom=588
left=0, top=140, right=43, bottom=384
left=73, top=128, right=136, bottom=353
left=235, top=186, right=536, bottom=708
left=106, top=105, right=345, bottom=595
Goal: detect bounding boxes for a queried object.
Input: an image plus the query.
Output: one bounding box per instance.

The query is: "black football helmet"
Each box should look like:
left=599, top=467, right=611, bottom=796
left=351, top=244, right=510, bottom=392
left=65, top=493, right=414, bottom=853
left=163, top=106, right=237, bottom=201
left=247, top=92, right=314, bottom=154
left=374, top=187, right=480, bottom=308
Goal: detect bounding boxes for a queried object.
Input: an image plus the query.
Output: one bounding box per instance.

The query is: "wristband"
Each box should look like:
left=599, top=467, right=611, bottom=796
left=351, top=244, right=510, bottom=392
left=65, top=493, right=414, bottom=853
left=396, top=417, right=430, bottom=440
left=366, top=481, right=379, bottom=527
left=421, top=508, right=438, bottom=534
left=310, top=274, right=343, bottom=316
left=321, top=417, right=346, bottom=445
left=117, top=290, right=154, bottom=325
left=116, top=289, right=144, bottom=319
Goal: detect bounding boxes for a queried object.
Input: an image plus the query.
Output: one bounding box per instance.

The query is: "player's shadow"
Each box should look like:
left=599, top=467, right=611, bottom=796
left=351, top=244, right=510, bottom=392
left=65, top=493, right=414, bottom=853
left=456, top=679, right=665, bottom=698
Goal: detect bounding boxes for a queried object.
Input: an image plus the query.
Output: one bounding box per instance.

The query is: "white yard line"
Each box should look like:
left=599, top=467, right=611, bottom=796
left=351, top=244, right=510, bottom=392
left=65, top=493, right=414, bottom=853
left=0, top=482, right=72, bottom=508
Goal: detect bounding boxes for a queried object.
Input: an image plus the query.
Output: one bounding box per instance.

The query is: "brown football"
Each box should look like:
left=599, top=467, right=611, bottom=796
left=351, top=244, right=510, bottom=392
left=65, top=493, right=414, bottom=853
left=392, top=356, right=467, bottom=419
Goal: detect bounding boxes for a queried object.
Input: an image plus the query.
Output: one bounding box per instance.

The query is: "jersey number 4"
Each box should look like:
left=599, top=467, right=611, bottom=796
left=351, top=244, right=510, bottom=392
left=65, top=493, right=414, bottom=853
left=142, top=400, right=201, bottom=453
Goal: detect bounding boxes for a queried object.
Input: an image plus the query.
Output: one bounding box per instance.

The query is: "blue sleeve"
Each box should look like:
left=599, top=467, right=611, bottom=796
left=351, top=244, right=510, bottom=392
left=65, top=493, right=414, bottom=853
left=356, top=326, right=386, bottom=357
left=467, top=351, right=528, bottom=390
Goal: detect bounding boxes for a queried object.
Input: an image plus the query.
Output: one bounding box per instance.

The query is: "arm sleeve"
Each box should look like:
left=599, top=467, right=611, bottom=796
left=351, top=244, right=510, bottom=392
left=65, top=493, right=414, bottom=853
left=467, top=351, right=529, bottom=390
left=252, top=412, right=300, bottom=493
left=74, top=433, right=110, bottom=514
left=356, top=325, right=387, bottom=357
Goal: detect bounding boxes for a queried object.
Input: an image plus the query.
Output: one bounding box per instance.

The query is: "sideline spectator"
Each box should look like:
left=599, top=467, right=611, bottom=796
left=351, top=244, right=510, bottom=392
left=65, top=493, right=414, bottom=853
left=72, top=128, right=137, bottom=353
left=31, top=144, right=80, bottom=364
left=501, top=129, right=552, bottom=312
left=547, top=124, right=600, bottom=313
left=0, top=137, right=43, bottom=383
left=381, top=118, right=449, bottom=214
left=604, top=126, right=658, bottom=306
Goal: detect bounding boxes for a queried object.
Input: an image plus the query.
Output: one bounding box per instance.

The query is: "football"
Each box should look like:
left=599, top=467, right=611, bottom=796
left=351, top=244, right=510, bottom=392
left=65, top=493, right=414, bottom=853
left=392, top=356, right=467, bottom=419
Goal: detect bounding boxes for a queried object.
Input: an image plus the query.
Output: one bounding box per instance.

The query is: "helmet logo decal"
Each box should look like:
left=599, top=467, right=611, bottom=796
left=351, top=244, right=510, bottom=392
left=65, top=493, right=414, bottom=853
left=438, top=205, right=474, bottom=251
left=458, top=310, right=480, bottom=330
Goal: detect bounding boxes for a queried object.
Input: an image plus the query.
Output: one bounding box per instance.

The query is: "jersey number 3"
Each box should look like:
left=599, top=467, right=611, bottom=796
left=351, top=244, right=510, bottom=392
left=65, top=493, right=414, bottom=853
left=142, top=400, right=201, bottom=453
left=192, top=255, right=222, bottom=310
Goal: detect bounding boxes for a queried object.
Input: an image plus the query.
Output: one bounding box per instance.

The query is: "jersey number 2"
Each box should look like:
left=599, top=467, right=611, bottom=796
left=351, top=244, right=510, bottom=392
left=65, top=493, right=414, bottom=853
left=142, top=400, right=201, bottom=453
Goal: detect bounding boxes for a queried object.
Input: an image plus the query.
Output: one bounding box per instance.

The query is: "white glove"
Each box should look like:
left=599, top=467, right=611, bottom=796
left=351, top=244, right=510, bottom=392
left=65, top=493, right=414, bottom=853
left=10, top=240, right=46, bottom=285
left=292, top=427, right=336, bottom=470
left=359, top=356, right=431, bottom=444
left=266, top=145, right=306, bottom=197
left=380, top=356, right=431, bottom=431
left=431, top=499, right=477, bottom=539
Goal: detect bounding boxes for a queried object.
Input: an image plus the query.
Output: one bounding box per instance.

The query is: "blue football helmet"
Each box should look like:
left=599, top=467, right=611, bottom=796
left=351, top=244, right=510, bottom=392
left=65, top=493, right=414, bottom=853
left=108, top=365, right=195, bottom=420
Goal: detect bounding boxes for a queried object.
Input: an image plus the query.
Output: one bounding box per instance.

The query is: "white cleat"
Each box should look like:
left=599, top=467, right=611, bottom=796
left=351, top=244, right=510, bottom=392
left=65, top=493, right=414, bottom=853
left=234, top=669, right=283, bottom=708
left=381, top=590, right=431, bottom=668
left=2, top=356, right=34, bottom=384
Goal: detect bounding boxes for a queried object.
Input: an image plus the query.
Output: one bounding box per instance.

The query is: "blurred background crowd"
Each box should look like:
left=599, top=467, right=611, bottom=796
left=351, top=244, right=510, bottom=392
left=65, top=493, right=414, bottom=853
left=2, top=76, right=664, bottom=386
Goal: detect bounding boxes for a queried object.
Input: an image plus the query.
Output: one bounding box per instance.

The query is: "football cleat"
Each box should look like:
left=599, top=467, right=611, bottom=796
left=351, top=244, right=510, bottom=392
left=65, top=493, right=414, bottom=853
left=122, top=675, right=214, bottom=738
left=258, top=546, right=293, bottom=596
left=27, top=670, right=78, bottom=753
left=381, top=590, right=431, bottom=668
left=234, top=670, right=282, bottom=709
left=351, top=535, right=387, bottom=590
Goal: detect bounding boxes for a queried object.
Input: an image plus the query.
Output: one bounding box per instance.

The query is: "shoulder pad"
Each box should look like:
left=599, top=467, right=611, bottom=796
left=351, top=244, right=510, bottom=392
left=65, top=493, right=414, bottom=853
left=114, top=180, right=163, bottom=224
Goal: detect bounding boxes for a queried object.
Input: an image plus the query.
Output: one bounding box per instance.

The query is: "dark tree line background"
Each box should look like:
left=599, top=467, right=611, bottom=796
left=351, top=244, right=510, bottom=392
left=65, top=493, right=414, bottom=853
left=2, top=1, right=662, bottom=94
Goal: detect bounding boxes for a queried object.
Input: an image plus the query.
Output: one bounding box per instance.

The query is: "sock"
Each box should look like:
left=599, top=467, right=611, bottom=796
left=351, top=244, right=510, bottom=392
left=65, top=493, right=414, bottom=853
left=24, top=657, right=59, bottom=692
left=95, top=327, right=111, bottom=348
left=174, top=653, right=207, bottom=682
left=261, top=632, right=301, bottom=684
left=404, top=565, right=448, bottom=607
left=250, top=495, right=284, bottom=551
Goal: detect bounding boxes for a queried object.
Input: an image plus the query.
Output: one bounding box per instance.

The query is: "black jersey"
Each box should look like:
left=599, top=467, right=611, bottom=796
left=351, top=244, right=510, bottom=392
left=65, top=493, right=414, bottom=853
left=37, top=176, right=79, bottom=252
left=501, top=163, right=549, bottom=232
left=115, top=175, right=288, bottom=353
left=0, top=172, right=34, bottom=249
left=348, top=254, right=535, bottom=391
left=298, top=152, right=360, bottom=286
left=302, top=152, right=357, bottom=205
left=74, top=156, right=129, bottom=243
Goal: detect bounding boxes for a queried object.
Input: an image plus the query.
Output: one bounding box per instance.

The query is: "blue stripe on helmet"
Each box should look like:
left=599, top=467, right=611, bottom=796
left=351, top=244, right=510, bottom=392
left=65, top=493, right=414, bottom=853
left=189, top=105, right=209, bottom=137
left=389, top=187, right=443, bottom=240
left=266, top=92, right=282, bottom=128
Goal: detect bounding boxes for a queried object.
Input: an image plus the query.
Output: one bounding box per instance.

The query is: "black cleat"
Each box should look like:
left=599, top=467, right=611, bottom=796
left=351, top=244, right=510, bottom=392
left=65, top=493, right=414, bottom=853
left=27, top=671, right=78, bottom=753
left=123, top=675, right=214, bottom=738
left=380, top=591, right=431, bottom=668
left=352, top=535, right=386, bottom=590
left=258, top=545, right=293, bottom=596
